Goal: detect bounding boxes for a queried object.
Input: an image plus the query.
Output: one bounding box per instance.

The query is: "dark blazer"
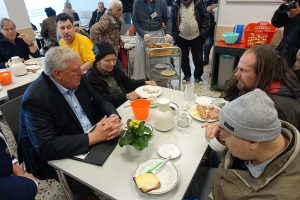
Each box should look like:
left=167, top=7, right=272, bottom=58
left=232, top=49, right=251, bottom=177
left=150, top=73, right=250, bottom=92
left=18, top=72, right=118, bottom=179
left=86, top=63, right=145, bottom=108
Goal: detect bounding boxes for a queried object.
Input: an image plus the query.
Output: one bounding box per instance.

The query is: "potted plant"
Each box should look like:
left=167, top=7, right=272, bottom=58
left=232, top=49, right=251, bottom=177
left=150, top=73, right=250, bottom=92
left=118, top=119, right=153, bottom=156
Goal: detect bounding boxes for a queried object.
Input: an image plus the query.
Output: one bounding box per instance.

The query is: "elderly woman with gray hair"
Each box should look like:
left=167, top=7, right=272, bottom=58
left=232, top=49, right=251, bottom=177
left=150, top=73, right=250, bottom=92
left=90, top=0, right=124, bottom=55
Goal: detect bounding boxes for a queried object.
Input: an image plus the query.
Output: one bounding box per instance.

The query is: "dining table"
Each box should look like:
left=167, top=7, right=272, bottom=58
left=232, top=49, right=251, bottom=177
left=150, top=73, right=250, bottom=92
left=0, top=57, right=44, bottom=101
left=48, top=87, right=209, bottom=200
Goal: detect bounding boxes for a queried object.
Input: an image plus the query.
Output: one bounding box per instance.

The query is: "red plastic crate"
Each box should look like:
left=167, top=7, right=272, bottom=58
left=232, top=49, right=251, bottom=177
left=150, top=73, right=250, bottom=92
left=244, top=22, right=277, bottom=48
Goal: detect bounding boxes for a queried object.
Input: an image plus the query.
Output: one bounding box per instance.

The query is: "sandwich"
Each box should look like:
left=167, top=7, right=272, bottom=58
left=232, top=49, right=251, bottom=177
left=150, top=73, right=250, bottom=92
left=196, top=104, right=219, bottom=121
left=133, top=173, right=161, bottom=193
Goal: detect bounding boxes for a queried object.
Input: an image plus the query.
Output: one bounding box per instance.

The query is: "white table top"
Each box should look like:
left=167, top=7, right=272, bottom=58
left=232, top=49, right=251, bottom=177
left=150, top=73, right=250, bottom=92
left=48, top=87, right=209, bottom=200
left=0, top=58, right=44, bottom=101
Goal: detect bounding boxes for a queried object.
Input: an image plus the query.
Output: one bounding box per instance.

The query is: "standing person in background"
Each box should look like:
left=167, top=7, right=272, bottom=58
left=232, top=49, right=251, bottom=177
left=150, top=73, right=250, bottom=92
left=271, top=0, right=300, bottom=67
left=203, top=0, right=218, bottom=66
left=41, top=7, right=57, bottom=49
left=121, top=0, right=134, bottom=24
left=0, top=18, right=40, bottom=68
left=132, top=0, right=173, bottom=79
left=171, top=0, right=210, bottom=83
left=89, top=1, right=106, bottom=33
left=90, top=0, right=124, bottom=55
left=56, top=13, right=95, bottom=71
left=63, top=2, right=80, bottom=26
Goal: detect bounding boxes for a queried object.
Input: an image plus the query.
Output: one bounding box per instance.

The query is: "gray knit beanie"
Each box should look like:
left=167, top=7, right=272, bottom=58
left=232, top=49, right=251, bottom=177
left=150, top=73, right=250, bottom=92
left=219, top=89, right=281, bottom=142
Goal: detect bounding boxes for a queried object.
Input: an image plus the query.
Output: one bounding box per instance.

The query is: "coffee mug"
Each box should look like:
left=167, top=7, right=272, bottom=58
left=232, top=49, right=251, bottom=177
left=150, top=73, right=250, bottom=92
left=209, top=137, right=226, bottom=152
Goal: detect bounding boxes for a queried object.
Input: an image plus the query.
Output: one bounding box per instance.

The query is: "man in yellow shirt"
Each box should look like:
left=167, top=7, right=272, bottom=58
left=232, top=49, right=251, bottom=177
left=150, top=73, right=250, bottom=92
left=56, top=13, right=95, bottom=71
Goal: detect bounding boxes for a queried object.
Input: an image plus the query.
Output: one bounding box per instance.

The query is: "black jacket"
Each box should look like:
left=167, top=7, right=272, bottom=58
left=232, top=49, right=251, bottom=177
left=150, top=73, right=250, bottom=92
left=0, top=33, right=40, bottom=68
left=87, top=64, right=145, bottom=108
left=171, top=0, right=210, bottom=42
left=89, top=9, right=106, bottom=29
left=18, top=73, right=117, bottom=179
left=121, top=0, right=134, bottom=13
left=271, top=4, right=300, bottom=67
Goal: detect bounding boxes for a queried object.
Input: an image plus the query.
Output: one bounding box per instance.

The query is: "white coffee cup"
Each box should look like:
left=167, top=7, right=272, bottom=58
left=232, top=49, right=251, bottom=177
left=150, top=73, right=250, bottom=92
left=209, top=137, right=226, bottom=152
left=213, top=98, right=226, bottom=108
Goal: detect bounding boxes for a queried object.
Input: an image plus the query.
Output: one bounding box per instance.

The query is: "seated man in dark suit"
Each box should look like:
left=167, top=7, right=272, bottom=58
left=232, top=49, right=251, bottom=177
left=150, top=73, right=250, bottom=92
left=19, top=46, right=123, bottom=181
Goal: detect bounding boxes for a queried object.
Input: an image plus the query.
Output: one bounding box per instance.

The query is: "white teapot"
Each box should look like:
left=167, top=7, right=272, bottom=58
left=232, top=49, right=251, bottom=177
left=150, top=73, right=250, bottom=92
left=154, top=98, right=174, bottom=131
left=10, top=56, right=27, bottom=76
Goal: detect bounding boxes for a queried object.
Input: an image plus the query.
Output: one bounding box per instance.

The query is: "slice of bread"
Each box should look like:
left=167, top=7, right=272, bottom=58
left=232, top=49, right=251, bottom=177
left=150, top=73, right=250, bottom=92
left=134, top=173, right=161, bottom=193
left=196, top=104, right=209, bottom=120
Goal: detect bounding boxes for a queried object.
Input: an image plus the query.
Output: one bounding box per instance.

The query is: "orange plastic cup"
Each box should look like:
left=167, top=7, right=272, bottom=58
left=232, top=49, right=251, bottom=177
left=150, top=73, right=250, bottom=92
left=0, top=71, right=12, bottom=85
left=130, top=99, right=151, bottom=120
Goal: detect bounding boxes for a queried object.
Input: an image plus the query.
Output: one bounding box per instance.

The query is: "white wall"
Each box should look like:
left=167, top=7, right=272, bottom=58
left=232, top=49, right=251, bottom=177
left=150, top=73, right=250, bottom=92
left=4, top=0, right=31, bottom=29
left=0, top=0, right=8, bottom=18
left=217, top=1, right=282, bottom=26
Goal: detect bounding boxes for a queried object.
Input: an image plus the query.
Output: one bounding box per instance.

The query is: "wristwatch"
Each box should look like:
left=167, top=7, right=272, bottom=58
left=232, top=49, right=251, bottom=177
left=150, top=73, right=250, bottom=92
left=28, top=41, right=34, bottom=47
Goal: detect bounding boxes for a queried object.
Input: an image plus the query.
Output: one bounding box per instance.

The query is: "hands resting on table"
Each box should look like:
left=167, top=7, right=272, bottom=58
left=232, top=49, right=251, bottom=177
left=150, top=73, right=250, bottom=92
left=88, top=115, right=123, bottom=145
left=126, top=81, right=156, bottom=101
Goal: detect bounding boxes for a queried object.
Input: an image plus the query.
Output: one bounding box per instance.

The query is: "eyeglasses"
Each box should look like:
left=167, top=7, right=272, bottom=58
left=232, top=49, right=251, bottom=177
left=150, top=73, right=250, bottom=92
left=1, top=27, right=16, bottom=32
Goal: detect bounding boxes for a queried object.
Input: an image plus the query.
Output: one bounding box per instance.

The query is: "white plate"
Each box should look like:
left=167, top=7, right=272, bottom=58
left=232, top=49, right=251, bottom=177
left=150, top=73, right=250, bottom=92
left=189, top=105, right=219, bottom=123
left=154, top=63, right=168, bottom=69
left=134, top=158, right=179, bottom=194
left=135, top=85, right=162, bottom=99
left=194, top=96, right=214, bottom=106
left=157, top=143, right=181, bottom=159
left=24, top=59, right=38, bottom=65
left=25, top=65, right=41, bottom=71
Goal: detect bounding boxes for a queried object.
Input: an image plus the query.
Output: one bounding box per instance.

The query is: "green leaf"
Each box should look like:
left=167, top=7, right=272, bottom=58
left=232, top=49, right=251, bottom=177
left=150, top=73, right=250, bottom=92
left=118, top=131, right=134, bottom=147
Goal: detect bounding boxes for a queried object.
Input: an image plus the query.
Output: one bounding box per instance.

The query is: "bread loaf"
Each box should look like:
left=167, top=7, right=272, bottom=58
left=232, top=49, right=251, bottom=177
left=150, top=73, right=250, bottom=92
left=134, top=173, right=161, bottom=193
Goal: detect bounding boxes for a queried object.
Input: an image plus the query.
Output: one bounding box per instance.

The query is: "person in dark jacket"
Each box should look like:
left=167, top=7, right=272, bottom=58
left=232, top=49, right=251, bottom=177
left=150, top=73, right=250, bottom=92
left=203, top=0, right=218, bottom=65
left=87, top=42, right=156, bottom=108
left=0, top=18, right=40, bottom=68
left=89, top=1, right=106, bottom=32
left=223, top=45, right=300, bottom=130
left=292, top=49, right=300, bottom=81
left=0, top=129, right=37, bottom=200
left=19, top=46, right=122, bottom=181
left=121, top=0, right=134, bottom=24
left=271, top=0, right=300, bottom=67
left=171, top=0, right=210, bottom=83
left=41, top=7, right=57, bottom=49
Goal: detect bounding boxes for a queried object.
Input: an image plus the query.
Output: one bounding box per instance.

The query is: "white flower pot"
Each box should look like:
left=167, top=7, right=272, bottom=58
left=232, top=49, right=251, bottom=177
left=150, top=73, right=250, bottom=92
left=127, top=145, right=142, bottom=157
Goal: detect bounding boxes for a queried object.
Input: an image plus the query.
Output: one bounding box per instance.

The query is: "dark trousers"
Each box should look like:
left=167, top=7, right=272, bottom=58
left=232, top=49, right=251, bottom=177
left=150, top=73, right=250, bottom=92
left=203, top=36, right=214, bottom=62
left=0, top=176, right=37, bottom=200
left=177, top=36, right=204, bottom=79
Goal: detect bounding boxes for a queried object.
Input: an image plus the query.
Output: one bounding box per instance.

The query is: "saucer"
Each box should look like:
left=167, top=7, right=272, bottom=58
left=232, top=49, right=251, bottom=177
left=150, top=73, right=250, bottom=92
left=157, top=143, right=181, bottom=159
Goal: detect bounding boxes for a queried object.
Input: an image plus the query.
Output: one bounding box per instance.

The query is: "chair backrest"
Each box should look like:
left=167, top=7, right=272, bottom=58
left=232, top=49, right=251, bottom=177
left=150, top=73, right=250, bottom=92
left=7, top=82, right=31, bottom=100
left=0, top=96, right=22, bottom=142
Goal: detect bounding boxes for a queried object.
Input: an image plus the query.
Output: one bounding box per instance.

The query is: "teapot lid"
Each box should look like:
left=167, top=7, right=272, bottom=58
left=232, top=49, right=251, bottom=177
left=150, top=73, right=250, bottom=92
left=157, top=98, right=170, bottom=105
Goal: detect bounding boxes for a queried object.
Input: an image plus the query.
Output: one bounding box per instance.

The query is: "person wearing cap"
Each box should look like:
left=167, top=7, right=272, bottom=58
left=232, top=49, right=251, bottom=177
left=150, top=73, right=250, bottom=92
left=56, top=13, right=95, bottom=71
left=223, top=45, right=300, bottom=130
left=189, top=89, right=300, bottom=199
left=86, top=42, right=156, bottom=108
